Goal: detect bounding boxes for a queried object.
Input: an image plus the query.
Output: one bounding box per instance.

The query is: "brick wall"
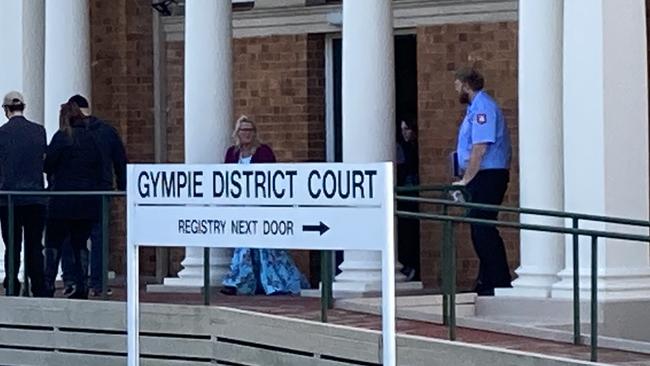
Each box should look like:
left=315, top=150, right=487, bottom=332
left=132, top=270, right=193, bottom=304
left=87, top=3, right=650, bottom=287
left=163, top=25, right=519, bottom=288
left=417, top=22, right=520, bottom=289
left=90, top=6, right=521, bottom=287
left=90, top=0, right=156, bottom=275
left=164, top=34, right=326, bottom=277
left=94, top=17, right=521, bottom=286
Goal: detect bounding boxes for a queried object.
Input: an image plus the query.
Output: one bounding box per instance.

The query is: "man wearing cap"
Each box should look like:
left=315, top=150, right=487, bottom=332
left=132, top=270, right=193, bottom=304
left=0, top=91, right=47, bottom=296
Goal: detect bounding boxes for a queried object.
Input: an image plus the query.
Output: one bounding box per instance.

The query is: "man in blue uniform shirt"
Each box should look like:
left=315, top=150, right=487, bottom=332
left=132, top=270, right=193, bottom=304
left=453, top=68, right=512, bottom=296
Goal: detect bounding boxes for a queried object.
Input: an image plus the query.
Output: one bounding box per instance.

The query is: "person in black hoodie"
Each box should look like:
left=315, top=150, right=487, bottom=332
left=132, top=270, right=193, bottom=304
left=67, top=95, right=126, bottom=193
left=0, top=91, right=47, bottom=296
left=64, top=95, right=126, bottom=297
left=43, top=101, right=104, bottom=299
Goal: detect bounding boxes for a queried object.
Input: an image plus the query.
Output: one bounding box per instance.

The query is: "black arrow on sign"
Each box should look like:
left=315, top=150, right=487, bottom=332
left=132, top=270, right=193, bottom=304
left=302, top=222, right=330, bottom=235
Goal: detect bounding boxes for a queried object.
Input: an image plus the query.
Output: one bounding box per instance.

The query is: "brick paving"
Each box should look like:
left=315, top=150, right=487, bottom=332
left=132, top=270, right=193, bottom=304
left=77, top=282, right=650, bottom=366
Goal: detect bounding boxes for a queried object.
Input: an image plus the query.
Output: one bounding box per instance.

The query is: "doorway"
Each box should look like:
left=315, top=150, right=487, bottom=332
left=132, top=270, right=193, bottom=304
left=325, top=34, right=420, bottom=280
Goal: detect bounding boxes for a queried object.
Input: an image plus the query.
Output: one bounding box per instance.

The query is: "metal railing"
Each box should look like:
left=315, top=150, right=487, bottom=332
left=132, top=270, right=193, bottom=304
left=0, top=191, right=125, bottom=299
left=3, top=187, right=647, bottom=362
left=393, top=185, right=650, bottom=362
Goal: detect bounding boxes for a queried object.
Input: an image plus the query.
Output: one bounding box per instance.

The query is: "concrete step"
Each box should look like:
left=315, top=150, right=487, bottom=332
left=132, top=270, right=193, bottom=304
left=336, top=293, right=477, bottom=321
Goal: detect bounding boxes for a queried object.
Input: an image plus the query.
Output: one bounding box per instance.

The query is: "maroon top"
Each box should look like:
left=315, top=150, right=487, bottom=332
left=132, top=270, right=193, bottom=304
left=224, top=144, right=276, bottom=164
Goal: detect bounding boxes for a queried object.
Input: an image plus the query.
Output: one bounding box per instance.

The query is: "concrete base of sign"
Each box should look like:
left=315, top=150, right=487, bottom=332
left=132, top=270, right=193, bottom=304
left=495, top=287, right=552, bottom=298
left=331, top=279, right=422, bottom=295
left=300, top=281, right=424, bottom=299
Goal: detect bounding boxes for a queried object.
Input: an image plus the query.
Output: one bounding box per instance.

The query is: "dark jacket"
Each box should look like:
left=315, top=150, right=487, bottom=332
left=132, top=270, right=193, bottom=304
left=45, top=121, right=103, bottom=220
left=0, top=116, right=46, bottom=205
left=224, top=144, right=276, bottom=164
left=396, top=140, right=419, bottom=186
left=85, top=116, right=127, bottom=190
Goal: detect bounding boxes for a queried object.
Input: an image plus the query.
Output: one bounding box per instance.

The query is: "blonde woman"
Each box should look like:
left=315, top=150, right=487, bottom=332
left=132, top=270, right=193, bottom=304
left=221, top=116, right=307, bottom=295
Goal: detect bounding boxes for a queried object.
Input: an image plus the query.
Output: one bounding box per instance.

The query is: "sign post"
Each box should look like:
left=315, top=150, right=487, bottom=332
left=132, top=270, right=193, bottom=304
left=126, top=162, right=395, bottom=365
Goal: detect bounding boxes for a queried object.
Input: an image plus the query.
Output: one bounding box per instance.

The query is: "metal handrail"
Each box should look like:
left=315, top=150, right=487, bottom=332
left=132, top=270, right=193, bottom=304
left=397, top=194, right=650, bottom=228
left=397, top=209, right=650, bottom=244
left=2, top=186, right=644, bottom=362
left=0, top=191, right=125, bottom=300
left=394, top=185, right=650, bottom=362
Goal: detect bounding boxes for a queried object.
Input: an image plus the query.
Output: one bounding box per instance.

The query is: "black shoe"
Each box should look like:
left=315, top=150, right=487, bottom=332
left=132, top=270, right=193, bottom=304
left=63, top=285, right=75, bottom=296
left=90, top=288, right=113, bottom=297
left=220, top=286, right=236, bottom=296
left=68, top=287, right=88, bottom=300
left=4, top=283, right=21, bottom=297
left=400, top=267, right=416, bottom=282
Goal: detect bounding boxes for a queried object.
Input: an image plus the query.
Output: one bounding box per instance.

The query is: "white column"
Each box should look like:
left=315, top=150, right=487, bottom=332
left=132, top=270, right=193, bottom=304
left=44, top=0, right=91, bottom=141
left=0, top=0, right=45, bottom=280
left=552, top=0, right=650, bottom=300
left=163, top=0, right=233, bottom=288
left=23, top=0, right=45, bottom=125
left=497, top=0, right=564, bottom=298
left=0, top=1, right=45, bottom=123
left=333, top=0, right=409, bottom=294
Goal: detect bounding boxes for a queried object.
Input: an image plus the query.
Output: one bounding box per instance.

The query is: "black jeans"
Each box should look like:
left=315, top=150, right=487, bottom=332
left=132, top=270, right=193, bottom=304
left=60, top=222, right=102, bottom=290
left=44, top=219, right=94, bottom=298
left=466, top=169, right=512, bottom=292
left=0, top=204, right=46, bottom=296
left=397, top=185, right=420, bottom=279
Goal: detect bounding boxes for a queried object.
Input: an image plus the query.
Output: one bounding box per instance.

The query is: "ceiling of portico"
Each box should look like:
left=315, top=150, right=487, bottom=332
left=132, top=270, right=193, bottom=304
left=161, top=0, right=517, bottom=40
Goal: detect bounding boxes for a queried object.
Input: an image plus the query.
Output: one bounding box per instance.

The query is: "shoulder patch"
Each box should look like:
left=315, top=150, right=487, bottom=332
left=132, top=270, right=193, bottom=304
left=476, top=113, right=487, bottom=124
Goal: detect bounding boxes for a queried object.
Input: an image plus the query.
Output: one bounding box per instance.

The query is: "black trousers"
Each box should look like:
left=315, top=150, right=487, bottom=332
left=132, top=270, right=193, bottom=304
left=0, top=204, right=46, bottom=296
left=397, top=197, right=420, bottom=279
left=466, top=169, right=512, bottom=292
left=43, top=219, right=94, bottom=298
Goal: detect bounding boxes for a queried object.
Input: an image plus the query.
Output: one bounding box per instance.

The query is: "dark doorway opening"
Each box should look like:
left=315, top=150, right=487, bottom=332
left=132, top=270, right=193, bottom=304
left=329, top=34, right=420, bottom=280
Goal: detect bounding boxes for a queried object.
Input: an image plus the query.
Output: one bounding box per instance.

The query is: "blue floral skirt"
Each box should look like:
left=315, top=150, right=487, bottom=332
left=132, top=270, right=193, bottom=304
left=222, top=248, right=308, bottom=295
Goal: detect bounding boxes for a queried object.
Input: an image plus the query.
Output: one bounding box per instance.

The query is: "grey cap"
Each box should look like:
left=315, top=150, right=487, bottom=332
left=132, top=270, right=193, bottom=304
left=2, top=91, right=25, bottom=107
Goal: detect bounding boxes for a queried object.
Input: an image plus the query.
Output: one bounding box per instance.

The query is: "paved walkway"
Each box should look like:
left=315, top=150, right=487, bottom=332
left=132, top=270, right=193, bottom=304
left=69, top=282, right=650, bottom=366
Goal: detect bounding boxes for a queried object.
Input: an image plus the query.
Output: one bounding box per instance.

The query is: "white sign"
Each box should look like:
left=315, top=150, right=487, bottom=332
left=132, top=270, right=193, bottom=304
left=126, top=162, right=396, bottom=366
left=130, top=163, right=389, bottom=250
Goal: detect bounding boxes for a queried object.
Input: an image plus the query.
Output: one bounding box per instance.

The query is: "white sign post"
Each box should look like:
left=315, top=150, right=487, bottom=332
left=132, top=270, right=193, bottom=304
left=126, top=162, right=395, bottom=365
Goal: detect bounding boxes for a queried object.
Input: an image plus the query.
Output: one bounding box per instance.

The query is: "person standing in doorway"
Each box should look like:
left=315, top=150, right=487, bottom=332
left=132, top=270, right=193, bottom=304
left=452, top=67, right=512, bottom=296
left=0, top=91, right=47, bottom=296
left=396, top=119, right=420, bottom=281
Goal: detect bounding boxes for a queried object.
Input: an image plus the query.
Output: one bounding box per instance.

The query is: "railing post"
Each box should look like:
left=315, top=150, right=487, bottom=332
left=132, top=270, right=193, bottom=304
left=590, top=235, right=598, bottom=362
left=441, top=204, right=449, bottom=326
left=203, top=247, right=210, bottom=305
left=572, top=218, right=580, bottom=345
left=448, top=219, right=457, bottom=341
left=320, top=250, right=333, bottom=323
left=22, top=237, right=29, bottom=297
left=102, top=195, right=110, bottom=300
left=7, top=194, right=15, bottom=296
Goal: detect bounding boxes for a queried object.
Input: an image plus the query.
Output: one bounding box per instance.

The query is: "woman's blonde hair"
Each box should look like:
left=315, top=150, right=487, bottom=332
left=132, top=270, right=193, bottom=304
left=232, top=115, right=260, bottom=149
